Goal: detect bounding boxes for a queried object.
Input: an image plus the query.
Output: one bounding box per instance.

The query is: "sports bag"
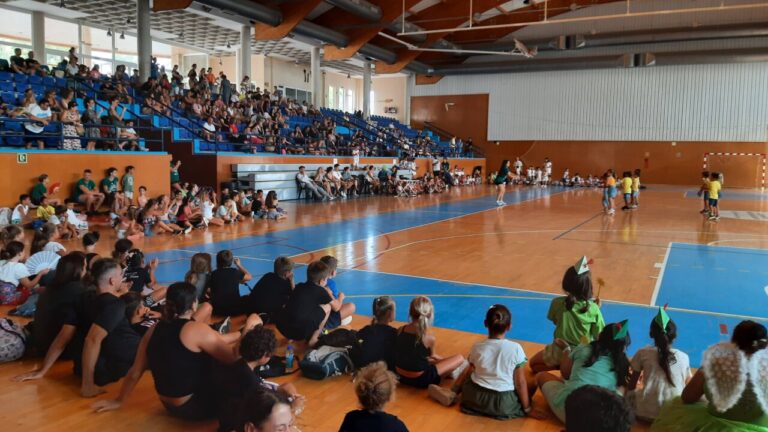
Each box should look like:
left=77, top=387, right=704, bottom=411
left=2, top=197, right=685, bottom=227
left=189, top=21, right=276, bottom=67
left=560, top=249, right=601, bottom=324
left=0, top=318, right=26, bottom=362
left=299, top=346, right=353, bottom=380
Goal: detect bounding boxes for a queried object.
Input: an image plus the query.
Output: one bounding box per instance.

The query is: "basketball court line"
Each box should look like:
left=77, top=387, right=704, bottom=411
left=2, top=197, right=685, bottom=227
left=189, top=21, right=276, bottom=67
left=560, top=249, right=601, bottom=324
left=650, top=242, right=672, bottom=306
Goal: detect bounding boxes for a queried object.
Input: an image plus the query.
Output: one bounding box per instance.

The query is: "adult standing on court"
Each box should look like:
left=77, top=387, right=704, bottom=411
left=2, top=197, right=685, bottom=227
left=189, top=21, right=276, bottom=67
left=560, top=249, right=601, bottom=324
left=494, top=160, right=514, bottom=206
left=514, top=158, right=523, bottom=176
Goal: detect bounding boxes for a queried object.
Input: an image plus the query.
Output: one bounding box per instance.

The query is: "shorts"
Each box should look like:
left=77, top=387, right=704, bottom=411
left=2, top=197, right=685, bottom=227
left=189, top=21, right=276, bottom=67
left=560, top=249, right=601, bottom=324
left=542, top=342, right=566, bottom=367
left=94, top=357, right=132, bottom=387
left=161, top=387, right=217, bottom=421
left=709, top=198, right=718, bottom=207
left=609, top=186, right=618, bottom=198
left=703, top=191, right=710, bottom=201
left=624, top=193, right=631, bottom=200
left=277, top=307, right=326, bottom=341
left=632, top=190, right=639, bottom=198
left=24, top=129, right=43, bottom=144
left=493, top=177, right=506, bottom=185
left=124, top=191, right=133, bottom=200
left=541, top=381, right=567, bottom=422
left=460, top=380, right=524, bottom=420
left=397, top=364, right=440, bottom=388
left=324, top=310, right=341, bottom=330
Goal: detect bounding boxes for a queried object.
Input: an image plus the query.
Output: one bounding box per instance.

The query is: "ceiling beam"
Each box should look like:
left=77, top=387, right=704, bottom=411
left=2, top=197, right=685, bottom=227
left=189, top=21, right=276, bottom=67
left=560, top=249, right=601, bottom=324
left=415, top=74, right=443, bottom=85
left=152, top=0, right=193, bottom=12
left=255, top=0, right=325, bottom=41
left=320, top=0, right=421, bottom=61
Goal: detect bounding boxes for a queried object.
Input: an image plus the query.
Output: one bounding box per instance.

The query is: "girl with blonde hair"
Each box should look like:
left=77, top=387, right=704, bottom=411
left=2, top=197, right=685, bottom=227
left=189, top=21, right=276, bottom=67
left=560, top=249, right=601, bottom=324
left=394, top=296, right=467, bottom=388
left=340, top=361, right=409, bottom=431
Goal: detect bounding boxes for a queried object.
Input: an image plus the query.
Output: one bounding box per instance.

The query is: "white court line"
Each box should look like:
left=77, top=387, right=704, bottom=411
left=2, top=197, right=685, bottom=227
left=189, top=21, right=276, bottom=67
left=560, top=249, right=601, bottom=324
left=164, top=250, right=766, bottom=321
left=650, top=242, right=672, bottom=307
left=291, top=189, right=571, bottom=259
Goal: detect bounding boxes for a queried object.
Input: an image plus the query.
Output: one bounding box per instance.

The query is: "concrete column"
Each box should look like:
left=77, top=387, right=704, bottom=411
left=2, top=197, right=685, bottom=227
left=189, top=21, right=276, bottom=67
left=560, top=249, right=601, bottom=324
left=31, top=11, right=45, bottom=65
left=363, top=61, right=372, bottom=118
left=137, top=0, right=152, bottom=82
left=405, top=73, right=415, bottom=126
left=310, top=46, right=321, bottom=107
left=240, top=25, right=251, bottom=90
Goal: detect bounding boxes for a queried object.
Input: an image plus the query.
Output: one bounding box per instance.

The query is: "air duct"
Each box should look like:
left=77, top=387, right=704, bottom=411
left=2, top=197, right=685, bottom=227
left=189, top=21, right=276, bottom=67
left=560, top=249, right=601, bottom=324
left=359, top=44, right=397, bottom=64
left=293, top=21, right=348, bottom=47
left=325, top=0, right=381, bottom=22
left=432, top=56, right=627, bottom=75
left=196, top=0, right=281, bottom=26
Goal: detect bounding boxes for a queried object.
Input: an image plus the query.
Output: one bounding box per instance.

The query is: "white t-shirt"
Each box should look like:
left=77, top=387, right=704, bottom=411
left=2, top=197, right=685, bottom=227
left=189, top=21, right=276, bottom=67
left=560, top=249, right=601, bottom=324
left=43, top=242, right=66, bottom=254
left=545, top=161, right=553, bottom=175
left=468, top=338, right=527, bottom=393
left=628, top=346, right=692, bottom=419
left=0, top=260, right=30, bottom=286
left=202, top=201, right=214, bottom=219
left=332, top=171, right=342, bottom=181
left=25, top=104, right=52, bottom=133
left=11, top=204, right=28, bottom=222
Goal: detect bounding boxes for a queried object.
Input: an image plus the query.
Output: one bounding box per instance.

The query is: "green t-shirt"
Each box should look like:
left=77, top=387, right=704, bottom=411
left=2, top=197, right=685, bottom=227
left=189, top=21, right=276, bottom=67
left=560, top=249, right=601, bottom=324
left=547, top=297, right=605, bottom=346
left=170, top=163, right=180, bottom=183
left=31, top=183, right=47, bottom=202
left=550, top=344, right=619, bottom=411
left=121, top=174, right=134, bottom=193
left=101, top=177, right=118, bottom=194
left=74, top=179, right=95, bottom=199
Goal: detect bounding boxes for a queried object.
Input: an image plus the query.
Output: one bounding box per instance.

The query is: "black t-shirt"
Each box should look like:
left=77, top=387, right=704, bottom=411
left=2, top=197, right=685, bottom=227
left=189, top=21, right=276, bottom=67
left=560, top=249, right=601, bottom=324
left=213, top=359, right=264, bottom=432
left=123, top=266, right=151, bottom=293
left=92, top=293, right=141, bottom=367
left=10, top=55, right=25, bottom=67
left=339, top=410, right=409, bottom=432
left=282, top=282, right=331, bottom=324
left=247, top=272, right=291, bottom=318
left=351, top=324, right=397, bottom=371
left=209, top=267, right=245, bottom=316
left=33, top=281, right=85, bottom=355
left=71, top=289, right=100, bottom=372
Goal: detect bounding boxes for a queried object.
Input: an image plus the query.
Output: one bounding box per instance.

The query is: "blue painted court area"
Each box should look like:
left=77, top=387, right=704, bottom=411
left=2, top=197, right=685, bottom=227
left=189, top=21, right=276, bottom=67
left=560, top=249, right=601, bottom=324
left=147, top=188, right=766, bottom=368
left=654, top=242, right=768, bottom=319
left=684, top=190, right=768, bottom=201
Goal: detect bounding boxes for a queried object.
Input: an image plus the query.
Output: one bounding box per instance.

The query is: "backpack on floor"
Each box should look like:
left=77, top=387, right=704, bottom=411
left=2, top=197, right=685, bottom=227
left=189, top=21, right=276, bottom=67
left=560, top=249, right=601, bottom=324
left=316, top=328, right=359, bottom=349
left=0, top=318, right=26, bottom=362
left=0, top=282, right=26, bottom=305
left=299, top=346, right=354, bottom=380
left=257, top=355, right=289, bottom=378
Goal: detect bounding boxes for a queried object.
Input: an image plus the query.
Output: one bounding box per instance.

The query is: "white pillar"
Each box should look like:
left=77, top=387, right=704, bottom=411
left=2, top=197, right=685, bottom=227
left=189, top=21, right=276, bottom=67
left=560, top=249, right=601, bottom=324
left=137, top=0, right=152, bottom=82
left=310, top=46, right=321, bottom=107
left=363, top=61, right=372, bottom=118
left=405, top=73, right=415, bottom=126
left=31, top=11, right=45, bottom=65
left=240, top=25, right=251, bottom=90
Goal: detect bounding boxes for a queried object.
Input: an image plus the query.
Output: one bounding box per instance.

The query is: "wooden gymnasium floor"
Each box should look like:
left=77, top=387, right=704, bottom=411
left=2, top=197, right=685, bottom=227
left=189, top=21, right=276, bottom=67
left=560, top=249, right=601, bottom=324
left=2, top=183, right=768, bottom=431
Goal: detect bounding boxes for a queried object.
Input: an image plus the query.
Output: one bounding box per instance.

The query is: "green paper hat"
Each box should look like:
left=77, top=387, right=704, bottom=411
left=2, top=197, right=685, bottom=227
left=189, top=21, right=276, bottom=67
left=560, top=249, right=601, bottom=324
left=574, top=256, right=591, bottom=275
left=654, top=307, right=671, bottom=333
left=613, top=320, right=629, bottom=340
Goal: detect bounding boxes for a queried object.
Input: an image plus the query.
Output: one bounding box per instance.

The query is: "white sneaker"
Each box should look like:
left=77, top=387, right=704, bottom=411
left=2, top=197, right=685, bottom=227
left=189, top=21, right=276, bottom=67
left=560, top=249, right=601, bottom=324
left=183, top=225, right=192, bottom=234
left=341, top=316, right=353, bottom=326
left=428, top=384, right=456, bottom=407
left=496, top=200, right=503, bottom=206
left=450, top=359, right=469, bottom=380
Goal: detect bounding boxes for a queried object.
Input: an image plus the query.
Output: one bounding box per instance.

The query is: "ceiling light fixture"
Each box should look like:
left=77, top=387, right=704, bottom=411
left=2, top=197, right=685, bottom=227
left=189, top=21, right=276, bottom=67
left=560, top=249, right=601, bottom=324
left=226, top=41, right=231, bottom=49
left=120, top=31, right=125, bottom=40
left=107, top=28, right=112, bottom=37
left=178, top=31, right=184, bottom=38
left=59, top=0, right=66, bottom=8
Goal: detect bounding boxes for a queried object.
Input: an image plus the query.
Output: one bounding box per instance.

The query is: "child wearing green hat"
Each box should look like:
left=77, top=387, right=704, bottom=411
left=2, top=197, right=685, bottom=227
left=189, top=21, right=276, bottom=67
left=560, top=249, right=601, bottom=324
left=625, top=307, right=691, bottom=421
left=535, top=321, right=632, bottom=423
left=529, top=256, right=605, bottom=374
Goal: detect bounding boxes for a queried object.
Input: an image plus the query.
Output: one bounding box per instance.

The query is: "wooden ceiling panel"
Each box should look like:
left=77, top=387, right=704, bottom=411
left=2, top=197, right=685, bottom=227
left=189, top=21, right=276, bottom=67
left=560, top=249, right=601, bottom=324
left=255, top=0, right=325, bottom=41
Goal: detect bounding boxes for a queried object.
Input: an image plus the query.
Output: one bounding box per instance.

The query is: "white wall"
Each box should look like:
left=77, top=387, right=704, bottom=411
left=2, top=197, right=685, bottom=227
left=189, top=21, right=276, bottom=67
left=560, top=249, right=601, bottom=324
left=372, top=76, right=407, bottom=123
left=414, top=63, right=768, bottom=142
left=265, top=57, right=313, bottom=94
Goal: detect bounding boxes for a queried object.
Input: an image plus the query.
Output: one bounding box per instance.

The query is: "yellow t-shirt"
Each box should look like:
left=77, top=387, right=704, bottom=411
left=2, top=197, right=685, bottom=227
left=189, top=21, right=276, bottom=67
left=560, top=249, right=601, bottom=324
left=606, top=176, right=616, bottom=187
left=37, top=205, right=55, bottom=220
left=621, top=177, right=632, bottom=194
left=709, top=180, right=721, bottom=199
left=632, top=177, right=640, bottom=192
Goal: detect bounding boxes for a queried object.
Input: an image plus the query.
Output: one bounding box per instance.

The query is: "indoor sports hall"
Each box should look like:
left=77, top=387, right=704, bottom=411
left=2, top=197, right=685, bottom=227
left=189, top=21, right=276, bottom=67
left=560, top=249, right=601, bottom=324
left=0, top=1, right=766, bottom=432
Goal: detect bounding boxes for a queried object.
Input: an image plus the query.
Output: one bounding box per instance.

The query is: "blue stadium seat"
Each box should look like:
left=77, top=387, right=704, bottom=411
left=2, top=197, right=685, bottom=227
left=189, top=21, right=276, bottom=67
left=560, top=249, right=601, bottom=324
left=13, top=74, right=28, bottom=85
left=30, top=84, right=44, bottom=94
left=1, top=92, right=15, bottom=104
left=28, top=75, right=42, bottom=85
left=3, top=121, right=24, bottom=146
left=0, top=82, right=14, bottom=92
left=43, top=76, right=55, bottom=87
left=43, top=122, right=61, bottom=148
left=55, top=77, right=67, bottom=88
left=0, top=71, right=12, bottom=82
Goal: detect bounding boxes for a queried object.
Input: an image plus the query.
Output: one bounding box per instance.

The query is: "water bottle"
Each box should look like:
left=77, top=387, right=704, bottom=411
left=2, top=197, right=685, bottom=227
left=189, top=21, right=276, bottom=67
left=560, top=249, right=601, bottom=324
left=285, top=343, right=294, bottom=370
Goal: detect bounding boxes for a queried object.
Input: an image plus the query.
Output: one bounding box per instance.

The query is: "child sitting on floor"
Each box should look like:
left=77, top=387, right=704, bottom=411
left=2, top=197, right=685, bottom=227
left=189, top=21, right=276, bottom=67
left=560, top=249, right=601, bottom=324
left=395, top=296, right=468, bottom=388
left=351, top=296, right=397, bottom=371
left=319, top=255, right=355, bottom=329
left=123, top=249, right=166, bottom=305
left=626, top=308, right=691, bottom=421
left=120, top=291, right=159, bottom=336
left=529, top=257, right=604, bottom=374
left=339, top=361, right=409, bottom=432
left=428, top=304, right=537, bottom=420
